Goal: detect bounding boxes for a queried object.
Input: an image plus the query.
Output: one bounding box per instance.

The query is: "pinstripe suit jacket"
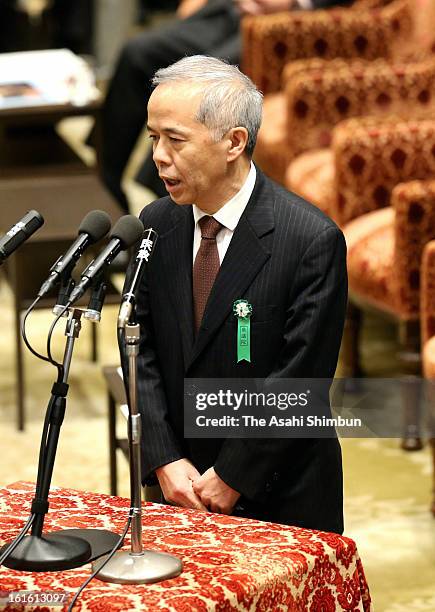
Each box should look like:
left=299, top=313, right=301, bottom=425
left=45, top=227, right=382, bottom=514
left=130, top=168, right=347, bottom=533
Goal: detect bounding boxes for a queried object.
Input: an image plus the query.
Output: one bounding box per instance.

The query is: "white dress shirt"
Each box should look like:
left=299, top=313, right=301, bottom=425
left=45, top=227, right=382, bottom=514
left=192, top=162, right=257, bottom=265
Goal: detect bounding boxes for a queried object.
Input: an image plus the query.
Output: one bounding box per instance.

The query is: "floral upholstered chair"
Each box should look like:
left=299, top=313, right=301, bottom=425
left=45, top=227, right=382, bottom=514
left=244, top=0, right=413, bottom=184
left=332, top=120, right=435, bottom=448
left=242, top=0, right=410, bottom=96
left=269, top=116, right=435, bottom=447
left=259, top=55, right=435, bottom=190
left=284, top=57, right=435, bottom=217
left=421, top=240, right=435, bottom=515
left=340, top=131, right=435, bottom=338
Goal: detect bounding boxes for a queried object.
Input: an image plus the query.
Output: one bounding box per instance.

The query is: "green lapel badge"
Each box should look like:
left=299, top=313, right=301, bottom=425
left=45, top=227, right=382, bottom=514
left=233, top=299, right=252, bottom=363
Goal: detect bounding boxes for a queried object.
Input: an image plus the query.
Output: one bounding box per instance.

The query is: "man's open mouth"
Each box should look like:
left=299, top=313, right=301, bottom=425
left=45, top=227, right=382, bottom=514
left=161, top=176, right=180, bottom=187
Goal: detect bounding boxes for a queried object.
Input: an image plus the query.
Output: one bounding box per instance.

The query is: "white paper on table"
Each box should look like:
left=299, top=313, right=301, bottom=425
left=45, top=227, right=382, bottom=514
left=0, top=49, right=99, bottom=109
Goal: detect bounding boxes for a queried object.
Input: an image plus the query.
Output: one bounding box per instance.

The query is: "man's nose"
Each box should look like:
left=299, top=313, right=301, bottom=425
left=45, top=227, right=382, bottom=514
left=152, top=139, right=171, bottom=166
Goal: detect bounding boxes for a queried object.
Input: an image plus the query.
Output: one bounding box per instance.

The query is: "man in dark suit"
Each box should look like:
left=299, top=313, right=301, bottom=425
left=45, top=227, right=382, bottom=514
left=101, top=0, right=353, bottom=211
left=128, top=55, right=347, bottom=533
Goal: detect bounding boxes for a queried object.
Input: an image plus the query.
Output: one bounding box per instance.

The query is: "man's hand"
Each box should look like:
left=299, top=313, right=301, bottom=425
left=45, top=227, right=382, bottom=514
left=192, top=467, right=241, bottom=514
left=235, top=0, right=295, bottom=17
left=155, top=459, right=208, bottom=510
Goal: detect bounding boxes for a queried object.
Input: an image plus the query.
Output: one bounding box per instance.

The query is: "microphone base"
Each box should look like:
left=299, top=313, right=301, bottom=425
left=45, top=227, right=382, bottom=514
left=0, top=529, right=120, bottom=572
left=0, top=533, right=91, bottom=572
left=92, top=549, right=183, bottom=584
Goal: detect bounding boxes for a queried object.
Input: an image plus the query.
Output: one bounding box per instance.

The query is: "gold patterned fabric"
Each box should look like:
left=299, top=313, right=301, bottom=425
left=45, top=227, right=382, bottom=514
left=287, top=58, right=435, bottom=162
left=265, top=57, right=435, bottom=187
left=255, top=57, right=348, bottom=185
left=333, top=118, right=435, bottom=224
left=289, top=120, right=435, bottom=323
left=421, top=241, right=435, bottom=518
left=253, top=92, right=287, bottom=184
left=249, top=0, right=435, bottom=187
left=285, top=148, right=336, bottom=218
left=345, top=209, right=397, bottom=314
left=345, top=180, right=435, bottom=319
left=423, top=337, right=435, bottom=379
left=242, top=0, right=411, bottom=96
left=0, top=481, right=373, bottom=611
left=392, top=181, right=435, bottom=319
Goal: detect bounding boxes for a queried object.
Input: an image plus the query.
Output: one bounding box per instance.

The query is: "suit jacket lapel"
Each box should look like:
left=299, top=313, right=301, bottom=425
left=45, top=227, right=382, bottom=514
left=187, top=170, right=275, bottom=370
left=159, top=205, right=195, bottom=366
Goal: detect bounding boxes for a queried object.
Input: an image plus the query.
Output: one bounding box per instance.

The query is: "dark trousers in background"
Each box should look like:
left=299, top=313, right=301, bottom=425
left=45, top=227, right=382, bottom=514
left=0, top=0, right=93, bottom=54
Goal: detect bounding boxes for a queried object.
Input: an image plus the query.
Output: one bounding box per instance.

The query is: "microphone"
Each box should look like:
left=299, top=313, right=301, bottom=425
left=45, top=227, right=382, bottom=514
left=118, top=228, right=158, bottom=328
left=68, top=215, right=144, bottom=306
left=0, top=210, right=44, bottom=265
left=38, top=210, right=112, bottom=298
left=84, top=281, right=108, bottom=323
left=52, top=277, right=76, bottom=317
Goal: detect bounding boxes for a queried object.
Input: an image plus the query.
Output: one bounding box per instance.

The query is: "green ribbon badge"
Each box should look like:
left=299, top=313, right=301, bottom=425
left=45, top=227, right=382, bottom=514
left=233, top=299, right=253, bottom=363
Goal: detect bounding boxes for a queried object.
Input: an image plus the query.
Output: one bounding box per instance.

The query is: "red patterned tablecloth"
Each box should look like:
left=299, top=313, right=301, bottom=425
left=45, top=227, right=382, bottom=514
left=0, top=482, right=371, bottom=611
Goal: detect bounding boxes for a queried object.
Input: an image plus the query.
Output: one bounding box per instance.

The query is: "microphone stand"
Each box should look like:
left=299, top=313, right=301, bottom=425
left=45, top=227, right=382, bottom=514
left=92, top=310, right=183, bottom=583
left=0, top=308, right=119, bottom=571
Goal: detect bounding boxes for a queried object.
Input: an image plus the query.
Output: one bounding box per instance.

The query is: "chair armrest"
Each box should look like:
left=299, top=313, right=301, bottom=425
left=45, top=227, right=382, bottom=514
left=332, top=118, right=435, bottom=224
left=421, top=239, right=435, bottom=346
left=283, top=57, right=435, bottom=160
left=241, top=0, right=411, bottom=94
left=390, top=181, right=435, bottom=319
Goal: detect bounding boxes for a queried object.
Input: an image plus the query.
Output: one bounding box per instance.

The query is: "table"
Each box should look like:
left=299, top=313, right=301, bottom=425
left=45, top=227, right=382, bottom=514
left=0, top=482, right=372, bottom=611
left=0, top=99, right=103, bottom=179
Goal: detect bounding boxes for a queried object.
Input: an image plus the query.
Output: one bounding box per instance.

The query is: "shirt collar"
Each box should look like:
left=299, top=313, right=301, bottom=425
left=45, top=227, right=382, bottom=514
left=193, top=162, right=256, bottom=231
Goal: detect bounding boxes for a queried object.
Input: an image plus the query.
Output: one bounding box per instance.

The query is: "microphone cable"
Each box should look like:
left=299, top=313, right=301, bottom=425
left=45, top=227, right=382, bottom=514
left=25, top=301, right=67, bottom=494
left=46, top=304, right=70, bottom=377
left=0, top=513, right=35, bottom=567
left=66, top=509, right=133, bottom=612
left=66, top=323, right=135, bottom=609
left=0, top=300, right=67, bottom=565
left=67, top=269, right=145, bottom=609
left=2, top=307, right=70, bottom=567
left=21, top=296, right=64, bottom=381
left=0, top=398, right=59, bottom=566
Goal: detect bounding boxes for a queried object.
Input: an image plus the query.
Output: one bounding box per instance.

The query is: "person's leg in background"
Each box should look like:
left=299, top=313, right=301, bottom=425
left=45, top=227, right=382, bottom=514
left=51, top=0, right=93, bottom=54
left=0, top=1, right=18, bottom=52
left=100, top=0, right=240, bottom=212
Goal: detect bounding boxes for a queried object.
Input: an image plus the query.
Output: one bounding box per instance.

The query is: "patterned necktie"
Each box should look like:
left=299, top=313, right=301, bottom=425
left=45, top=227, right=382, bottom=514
left=193, top=215, right=223, bottom=333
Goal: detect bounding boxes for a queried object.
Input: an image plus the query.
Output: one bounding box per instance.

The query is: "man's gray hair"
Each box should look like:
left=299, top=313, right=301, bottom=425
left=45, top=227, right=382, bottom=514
left=152, top=55, right=263, bottom=157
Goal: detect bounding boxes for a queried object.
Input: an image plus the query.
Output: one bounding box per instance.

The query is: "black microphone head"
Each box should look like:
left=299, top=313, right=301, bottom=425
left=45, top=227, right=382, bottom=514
left=110, top=215, right=144, bottom=249
left=21, top=210, right=44, bottom=235
left=78, top=210, right=112, bottom=243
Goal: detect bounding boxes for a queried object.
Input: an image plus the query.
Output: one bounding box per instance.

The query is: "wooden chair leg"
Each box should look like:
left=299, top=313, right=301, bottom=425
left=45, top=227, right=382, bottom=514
left=400, top=378, right=423, bottom=451
left=340, top=301, right=364, bottom=392
left=398, top=321, right=423, bottom=451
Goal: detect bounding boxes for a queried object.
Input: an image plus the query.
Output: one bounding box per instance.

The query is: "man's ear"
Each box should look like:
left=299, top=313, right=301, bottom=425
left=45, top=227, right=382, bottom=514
left=226, top=127, right=249, bottom=161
